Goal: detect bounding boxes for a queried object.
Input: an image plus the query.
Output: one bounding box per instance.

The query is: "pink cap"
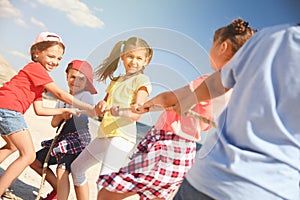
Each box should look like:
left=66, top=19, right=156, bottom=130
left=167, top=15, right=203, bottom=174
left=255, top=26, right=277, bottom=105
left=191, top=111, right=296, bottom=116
left=34, top=32, right=64, bottom=45
left=66, top=60, right=97, bottom=94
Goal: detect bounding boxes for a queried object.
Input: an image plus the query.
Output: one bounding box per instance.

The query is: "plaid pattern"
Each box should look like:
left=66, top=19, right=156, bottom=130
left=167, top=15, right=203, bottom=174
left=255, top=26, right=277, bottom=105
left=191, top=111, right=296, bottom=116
left=97, top=127, right=196, bottom=200
left=41, top=129, right=91, bottom=161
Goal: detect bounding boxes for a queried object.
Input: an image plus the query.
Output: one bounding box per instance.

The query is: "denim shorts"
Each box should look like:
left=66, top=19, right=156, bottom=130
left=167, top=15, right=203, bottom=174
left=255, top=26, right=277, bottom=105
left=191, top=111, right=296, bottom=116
left=0, top=108, right=28, bottom=136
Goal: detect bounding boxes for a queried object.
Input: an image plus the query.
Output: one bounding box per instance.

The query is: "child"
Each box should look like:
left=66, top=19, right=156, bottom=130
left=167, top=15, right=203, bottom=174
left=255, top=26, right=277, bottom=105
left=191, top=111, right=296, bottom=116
left=71, top=37, right=153, bottom=200
left=30, top=60, right=97, bottom=200
left=96, top=19, right=256, bottom=200
left=173, top=22, right=300, bottom=200
left=0, top=32, right=95, bottom=198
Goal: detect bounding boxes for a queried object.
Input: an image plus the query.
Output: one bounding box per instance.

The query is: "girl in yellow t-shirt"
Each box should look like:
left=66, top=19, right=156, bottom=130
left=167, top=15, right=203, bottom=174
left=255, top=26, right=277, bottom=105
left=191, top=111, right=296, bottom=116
left=71, top=37, right=153, bottom=200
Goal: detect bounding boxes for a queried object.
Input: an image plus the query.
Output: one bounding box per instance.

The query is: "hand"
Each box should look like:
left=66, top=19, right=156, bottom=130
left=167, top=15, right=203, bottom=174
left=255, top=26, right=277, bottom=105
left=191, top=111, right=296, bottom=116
left=131, top=104, right=146, bottom=114
left=62, top=108, right=77, bottom=119
left=134, top=102, right=153, bottom=114
left=110, top=106, right=120, bottom=116
left=95, top=100, right=108, bottom=117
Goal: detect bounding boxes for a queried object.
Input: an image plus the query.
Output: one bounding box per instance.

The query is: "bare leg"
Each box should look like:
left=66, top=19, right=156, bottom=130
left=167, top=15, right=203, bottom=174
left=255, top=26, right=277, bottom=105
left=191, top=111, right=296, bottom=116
left=30, top=159, right=58, bottom=192
left=97, top=188, right=137, bottom=200
left=74, top=182, right=90, bottom=200
left=0, top=136, right=17, bottom=163
left=0, top=130, right=35, bottom=196
left=56, top=168, right=70, bottom=200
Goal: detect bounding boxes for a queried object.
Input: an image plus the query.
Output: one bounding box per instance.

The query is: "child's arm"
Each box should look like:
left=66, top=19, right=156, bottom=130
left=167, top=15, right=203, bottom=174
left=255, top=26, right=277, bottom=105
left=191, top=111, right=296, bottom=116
left=111, top=86, right=149, bottom=121
left=174, top=71, right=229, bottom=115
left=135, top=84, right=192, bottom=114
left=51, top=112, right=73, bottom=128
left=33, top=100, right=77, bottom=116
left=95, top=94, right=108, bottom=117
left=44, top=82, right=95, bottom=116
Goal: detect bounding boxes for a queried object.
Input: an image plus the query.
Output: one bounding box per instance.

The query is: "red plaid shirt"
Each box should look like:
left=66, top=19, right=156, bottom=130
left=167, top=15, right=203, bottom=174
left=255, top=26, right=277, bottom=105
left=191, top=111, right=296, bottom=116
left=41, top=129, right=91, bottom=161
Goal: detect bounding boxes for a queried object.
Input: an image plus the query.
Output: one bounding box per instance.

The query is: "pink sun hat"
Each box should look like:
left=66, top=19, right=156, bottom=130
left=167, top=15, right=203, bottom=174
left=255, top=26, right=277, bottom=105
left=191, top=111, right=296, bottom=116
left=33, top=32, right=64, bottom=45
left=66, top=60, right=98, bottom=94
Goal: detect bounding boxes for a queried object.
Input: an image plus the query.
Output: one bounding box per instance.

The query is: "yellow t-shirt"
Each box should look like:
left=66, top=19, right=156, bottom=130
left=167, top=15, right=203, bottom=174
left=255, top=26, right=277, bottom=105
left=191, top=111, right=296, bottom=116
left=98, top=74, right=152, bottom=143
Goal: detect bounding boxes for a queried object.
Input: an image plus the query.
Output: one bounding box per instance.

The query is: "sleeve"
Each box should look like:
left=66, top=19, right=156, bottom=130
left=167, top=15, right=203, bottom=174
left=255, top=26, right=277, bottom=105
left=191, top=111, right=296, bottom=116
left=189, top=74, right=213, bottom=132
left=24, top=62, right=53, bottom=86
left=134, top=74, right=152, bottom=95
left=221, top=66, right=236, bottom=89
left=56, top=100, right=63, bottom=108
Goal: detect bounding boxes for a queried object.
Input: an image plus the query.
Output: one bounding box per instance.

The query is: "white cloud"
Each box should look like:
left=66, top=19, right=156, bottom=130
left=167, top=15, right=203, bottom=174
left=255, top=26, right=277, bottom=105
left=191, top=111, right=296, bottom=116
left=15, top=18, right=28, bottom=27
left=0, top=0, right=22, bottom=18
left=37, top=0, right=104, bottom=29
left=9, top=51, right=30, bottom=61
left=30, top=17, right=47, bottom=30
left=93, top=6, right=104, bottom=12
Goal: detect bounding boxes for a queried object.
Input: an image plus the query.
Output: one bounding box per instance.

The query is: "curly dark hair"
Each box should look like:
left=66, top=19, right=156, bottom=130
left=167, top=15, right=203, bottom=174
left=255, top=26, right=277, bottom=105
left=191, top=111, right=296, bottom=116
left=213, top=18, right=257, bottom=54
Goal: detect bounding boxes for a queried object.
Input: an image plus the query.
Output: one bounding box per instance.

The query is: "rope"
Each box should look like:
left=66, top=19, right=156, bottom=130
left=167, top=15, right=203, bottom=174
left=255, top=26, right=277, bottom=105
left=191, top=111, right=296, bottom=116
left=35, top=120, right=66, bottom=200
left=133, top=104, right=217, bottom=128
left=98, top=104, right=217, bottom=127
left=185, top=110, right=217, bottom=128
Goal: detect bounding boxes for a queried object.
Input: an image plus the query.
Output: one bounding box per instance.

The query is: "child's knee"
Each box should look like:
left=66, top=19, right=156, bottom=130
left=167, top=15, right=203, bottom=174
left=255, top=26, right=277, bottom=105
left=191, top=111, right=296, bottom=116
left=71, top=170, right=87, bottom=186
left=8, top=144, right=17, bottom=152
left=29, top=158, right=41, bottom=170
left=21, top=152, right=36, bottom=165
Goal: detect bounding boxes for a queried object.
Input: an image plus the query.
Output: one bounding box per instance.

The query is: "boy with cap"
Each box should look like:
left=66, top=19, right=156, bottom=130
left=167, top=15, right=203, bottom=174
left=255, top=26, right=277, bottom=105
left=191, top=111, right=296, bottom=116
left=30, top=60, right=97, bottom=200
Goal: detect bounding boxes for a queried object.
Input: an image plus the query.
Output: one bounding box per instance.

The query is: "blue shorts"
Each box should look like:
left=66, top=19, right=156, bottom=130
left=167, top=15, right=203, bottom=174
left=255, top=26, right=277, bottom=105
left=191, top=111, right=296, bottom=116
left=0, top=108, right=28, bottom=136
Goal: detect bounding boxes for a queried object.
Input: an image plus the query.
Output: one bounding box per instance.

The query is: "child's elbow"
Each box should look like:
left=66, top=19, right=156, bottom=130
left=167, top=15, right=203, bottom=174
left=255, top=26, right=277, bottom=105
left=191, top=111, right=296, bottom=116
left=33, top=107, right=43, bottom=116
left=50, top=122, right=57, bottom=128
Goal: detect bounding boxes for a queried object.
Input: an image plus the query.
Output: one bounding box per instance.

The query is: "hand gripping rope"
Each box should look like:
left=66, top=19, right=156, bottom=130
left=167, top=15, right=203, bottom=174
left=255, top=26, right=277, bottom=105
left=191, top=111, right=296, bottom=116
left=104, top=105, right=217, bottom=128
left=35, top=120, right=66, bottom=200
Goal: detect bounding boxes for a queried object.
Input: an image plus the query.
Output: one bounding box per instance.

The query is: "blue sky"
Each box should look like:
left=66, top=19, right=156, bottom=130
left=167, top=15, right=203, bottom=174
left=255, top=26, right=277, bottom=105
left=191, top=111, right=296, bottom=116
left=1, top=0, right=300, bottom=125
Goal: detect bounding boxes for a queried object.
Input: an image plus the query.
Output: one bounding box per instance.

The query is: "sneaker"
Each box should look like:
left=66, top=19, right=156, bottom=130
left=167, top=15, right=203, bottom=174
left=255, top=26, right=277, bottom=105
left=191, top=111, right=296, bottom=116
left=42, top=190, right=57, bottom=200
left=1, top=189, right=22, bottom=200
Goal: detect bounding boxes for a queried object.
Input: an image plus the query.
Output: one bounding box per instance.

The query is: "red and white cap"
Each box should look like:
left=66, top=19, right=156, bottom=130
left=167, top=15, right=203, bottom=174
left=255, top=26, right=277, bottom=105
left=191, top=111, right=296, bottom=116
left=66, top=60, right=97, bottom=94
left=33, top=32, right=64, bottom=45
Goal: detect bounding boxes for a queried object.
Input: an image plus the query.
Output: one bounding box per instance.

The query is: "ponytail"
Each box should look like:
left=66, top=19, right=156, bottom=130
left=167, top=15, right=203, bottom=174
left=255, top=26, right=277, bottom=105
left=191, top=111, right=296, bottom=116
left=95, top=41, right=124, bottom=82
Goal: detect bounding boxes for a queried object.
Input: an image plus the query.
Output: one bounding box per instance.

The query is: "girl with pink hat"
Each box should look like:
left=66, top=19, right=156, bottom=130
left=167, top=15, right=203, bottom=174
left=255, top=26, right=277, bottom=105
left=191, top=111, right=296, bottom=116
left=0, top=32, right=96, bottom=199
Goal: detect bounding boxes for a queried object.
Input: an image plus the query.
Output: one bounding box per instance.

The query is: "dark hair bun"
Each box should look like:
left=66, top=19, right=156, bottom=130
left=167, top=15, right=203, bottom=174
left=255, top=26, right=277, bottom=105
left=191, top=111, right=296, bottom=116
left=230, top=19, right=249, bottom=34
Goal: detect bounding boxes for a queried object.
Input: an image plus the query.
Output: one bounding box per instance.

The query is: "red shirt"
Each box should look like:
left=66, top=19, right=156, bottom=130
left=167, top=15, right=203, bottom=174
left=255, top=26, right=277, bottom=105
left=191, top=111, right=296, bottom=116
left=0, top=62, right=53, bottom=114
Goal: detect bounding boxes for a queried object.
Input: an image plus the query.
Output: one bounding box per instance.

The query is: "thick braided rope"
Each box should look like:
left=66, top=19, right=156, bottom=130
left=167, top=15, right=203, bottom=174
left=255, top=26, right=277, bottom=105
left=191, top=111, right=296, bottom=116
left=185, top=109, right=217, bottom=128
left=162, top=105, right=217, bottom=128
